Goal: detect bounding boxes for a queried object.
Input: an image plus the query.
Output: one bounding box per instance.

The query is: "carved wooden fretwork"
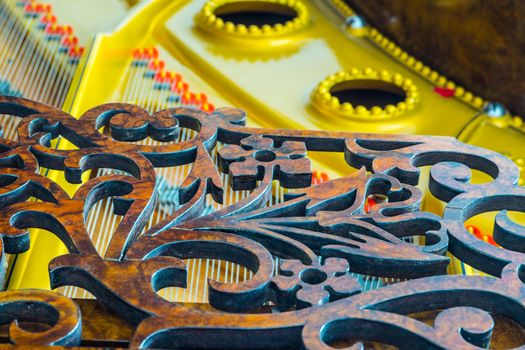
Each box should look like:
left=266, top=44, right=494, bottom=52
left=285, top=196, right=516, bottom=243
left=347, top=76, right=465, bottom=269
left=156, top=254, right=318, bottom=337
left=1, top=96, right=525, bottom=349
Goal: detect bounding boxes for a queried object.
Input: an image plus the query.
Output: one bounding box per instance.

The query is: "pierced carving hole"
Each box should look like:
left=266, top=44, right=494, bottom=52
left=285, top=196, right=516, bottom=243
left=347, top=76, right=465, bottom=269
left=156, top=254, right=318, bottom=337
left=300, top=268, right=327, bottom=285
left=214, top=2, right=297, bottom=27
left=56, top=286, right=96, bottom=300
left=254, top=150, right=276, bottom=162
left=158, top=259, right=254, bottom=304
left=0, top=115, right=22, bottom=141
left=365, top=194, right=388, bottom=213
left=464, top=210, right=525, bottom=250
left=0, top=174, right=17, bottom=186
left=469, top=168, right=493, bottom=185
left=330, top=80, right=406, bottom=110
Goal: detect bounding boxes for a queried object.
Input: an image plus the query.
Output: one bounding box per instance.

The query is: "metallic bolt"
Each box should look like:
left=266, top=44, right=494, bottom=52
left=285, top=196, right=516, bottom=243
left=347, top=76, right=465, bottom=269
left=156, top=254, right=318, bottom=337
left=345, top=15, right=366, bottom=29
left=482, top=102, right=507, bottom=118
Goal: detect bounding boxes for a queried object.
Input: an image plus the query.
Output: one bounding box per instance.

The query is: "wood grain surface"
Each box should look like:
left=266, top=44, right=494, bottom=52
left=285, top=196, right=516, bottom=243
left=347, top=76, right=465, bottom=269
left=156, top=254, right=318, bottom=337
left=345, top=0, right=525, bottom=116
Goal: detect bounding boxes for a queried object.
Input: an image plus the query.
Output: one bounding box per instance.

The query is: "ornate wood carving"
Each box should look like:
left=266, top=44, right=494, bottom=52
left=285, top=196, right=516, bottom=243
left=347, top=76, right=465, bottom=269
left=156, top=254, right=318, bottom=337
left=1, top=96, right=525, bottom=348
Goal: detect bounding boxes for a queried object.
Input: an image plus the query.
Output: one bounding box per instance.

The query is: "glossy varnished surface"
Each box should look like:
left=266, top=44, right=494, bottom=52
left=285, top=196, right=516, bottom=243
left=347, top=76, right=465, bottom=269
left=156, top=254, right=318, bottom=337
left=346, top=0, right=525, bottom=117
left=1, top=96, right=525, bottom=348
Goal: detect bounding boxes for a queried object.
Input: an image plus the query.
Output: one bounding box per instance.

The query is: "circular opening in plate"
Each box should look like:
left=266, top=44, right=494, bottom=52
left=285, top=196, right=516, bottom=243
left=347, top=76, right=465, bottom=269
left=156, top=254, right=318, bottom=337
left=330, top=80, right=407, bottom=109
left=214, top=2, right=298, bottom=27
left=300, top=268, right=327, bottom=285
left=312, top=69, right=419, bottom=120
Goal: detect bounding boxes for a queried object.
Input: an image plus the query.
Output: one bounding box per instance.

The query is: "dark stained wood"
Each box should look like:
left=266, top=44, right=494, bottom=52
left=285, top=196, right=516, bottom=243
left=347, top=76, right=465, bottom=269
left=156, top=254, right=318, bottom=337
left=345, top=0, right=525, bottom=116
left=75, top=299, right=134, bottom=345
left=1, top=96, right=525, bottom=348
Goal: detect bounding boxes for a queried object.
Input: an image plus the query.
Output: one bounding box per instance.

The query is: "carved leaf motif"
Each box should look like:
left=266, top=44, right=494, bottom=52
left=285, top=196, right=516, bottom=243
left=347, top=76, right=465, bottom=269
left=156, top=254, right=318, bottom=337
left=193, top=169, right=450, bottom=278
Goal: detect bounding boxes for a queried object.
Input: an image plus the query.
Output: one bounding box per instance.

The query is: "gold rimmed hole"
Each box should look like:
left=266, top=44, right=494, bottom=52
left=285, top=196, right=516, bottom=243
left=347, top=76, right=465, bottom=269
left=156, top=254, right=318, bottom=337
left=214, top=1, right=297, bottom=27
left=329, top=80, right=407, bottom=110
left=197, top=0, right=309, bottom=37
left=312, top=69, right=419, bottom=120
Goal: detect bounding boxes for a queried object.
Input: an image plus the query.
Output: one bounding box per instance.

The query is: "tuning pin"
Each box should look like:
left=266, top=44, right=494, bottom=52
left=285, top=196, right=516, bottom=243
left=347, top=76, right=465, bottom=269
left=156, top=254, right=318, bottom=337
left=154, top=70, right=167, bottom=82
left=201, top=103, right=214, bottom=112
left=44, top=23, right=59, bottom=39
left=131, top=48, right=141, bottom=59
left=23, top=3, right=39, bottom=17
left=35, top=3, right=51, bottom=13
left=154, top=71, right=174, bottom=90
left=68, top=46, right=85, bottom=64
left=16, top=1, right=34, bottom=8
left=311, top=170, right=329, bottom=185
left=37, top=13, right=55, bottom=29
left=59, top=35, right=78, bottom=53
left=132, top=48, right=147, bottom=67
left=70, top=46, right=85, bottom=57
left=148, top=59, right=165, bottom=71
left=364, top=196, right=377, bottom=213
left=167, top=95, right=180, bottom=103
left=62, top=35, right=78, bottom=47
left=143, top=47, right=158, bottom=60
left=141, top=48, right=150, bottom=60
left=151, top=47, right=159, bottom=59
left=170, top=81, right=180, bottom=93
left=181, top=91, right=192, bottom=104
left=465, top=225, right=497, bottom=246
left=194, top=92, right=207, bottom=105
left=171, top=80, right=189, bottom=94
left=40, top=13, right=56, bottom=24
left=62, top=25, right=73, bottom=35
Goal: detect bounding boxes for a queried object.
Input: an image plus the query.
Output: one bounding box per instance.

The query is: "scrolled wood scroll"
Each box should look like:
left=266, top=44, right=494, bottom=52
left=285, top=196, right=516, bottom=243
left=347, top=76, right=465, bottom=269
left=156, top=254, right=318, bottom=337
left=0, top=95, right=525, bottom=349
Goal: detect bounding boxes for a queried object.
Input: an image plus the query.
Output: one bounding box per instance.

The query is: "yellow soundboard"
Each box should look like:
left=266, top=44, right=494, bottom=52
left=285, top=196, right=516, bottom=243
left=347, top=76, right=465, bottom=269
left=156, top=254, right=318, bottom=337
left=2, top=0, right=525, bottom=297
